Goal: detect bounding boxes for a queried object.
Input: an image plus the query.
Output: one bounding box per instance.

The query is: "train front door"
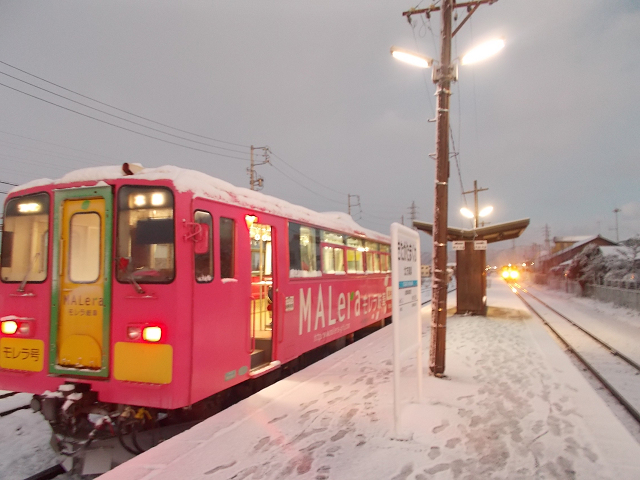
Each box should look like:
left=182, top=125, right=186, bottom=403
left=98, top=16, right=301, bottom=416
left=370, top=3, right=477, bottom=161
left=50, top=187, right=112, bottom=377
left=249, top=222, right=275, bottom=370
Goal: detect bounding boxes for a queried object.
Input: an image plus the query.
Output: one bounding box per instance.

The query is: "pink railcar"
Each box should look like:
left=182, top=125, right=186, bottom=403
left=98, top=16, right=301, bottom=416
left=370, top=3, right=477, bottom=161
left=0, top=165, right=391, bottom=421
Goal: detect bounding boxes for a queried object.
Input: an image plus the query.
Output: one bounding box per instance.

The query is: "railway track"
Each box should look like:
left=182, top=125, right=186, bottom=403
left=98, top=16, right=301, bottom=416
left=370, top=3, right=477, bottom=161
left=509, top=281, right=640, bottom=425
left=420, top=284, right=456, bottom=306
left=0, top=403, right=30, bottom=417
left=0, top=391, right=31, bottom=417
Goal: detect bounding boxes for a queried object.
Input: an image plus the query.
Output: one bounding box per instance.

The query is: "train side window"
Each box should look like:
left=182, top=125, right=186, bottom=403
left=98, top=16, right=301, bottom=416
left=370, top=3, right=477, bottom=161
left=380, top=244, right=390, bottom=272
left=321, top=230, right=345, bottom=275
left=194, top=211, right=213, bottom=283
left=220, top=217, right=235, bottom=279
left=322, top=246, right=335, bottom=273
left=289, top=223, right=320, bottom=278
left=346, top=237, right=364, bottom=274
left=365, top=241, right=381, bottom=273
left=334, top=247, right=345, bottom=274
left=322, top=245, right=346, bottom=275
left=1, top=192, right=49, bottom=283
left=69, top=212, right=101, bottom=283
left=321, top=230, right=345, bottom=245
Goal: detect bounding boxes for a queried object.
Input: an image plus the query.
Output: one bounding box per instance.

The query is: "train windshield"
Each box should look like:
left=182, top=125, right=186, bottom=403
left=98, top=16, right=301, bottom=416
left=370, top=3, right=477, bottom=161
left=116, top=186, right=175, bottom=283
left=1, top=193, right=50, bottom=283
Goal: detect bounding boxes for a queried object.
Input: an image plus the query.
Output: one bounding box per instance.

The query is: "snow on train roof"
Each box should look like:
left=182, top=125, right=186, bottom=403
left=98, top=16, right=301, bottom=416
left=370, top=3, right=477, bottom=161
left=12, top=165, right=390, bottom=243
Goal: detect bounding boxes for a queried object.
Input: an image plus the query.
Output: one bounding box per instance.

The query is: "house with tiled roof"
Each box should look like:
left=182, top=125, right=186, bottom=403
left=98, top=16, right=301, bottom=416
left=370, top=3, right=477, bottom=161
left=538, top=235, right=618, bottom=273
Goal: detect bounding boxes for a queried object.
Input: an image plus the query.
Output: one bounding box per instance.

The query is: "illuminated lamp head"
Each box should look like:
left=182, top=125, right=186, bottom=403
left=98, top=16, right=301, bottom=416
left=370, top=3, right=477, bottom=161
left=245, top=214, right=258, bottom=230
left=143, top=326, right=162, bottom=342
left=133, top=194, right=146, bottom=207
left=1, top=320, right=18, bottom=335
left=151, top=192, right=165, bottom=206
left=18, top=203, right=41, bottom=213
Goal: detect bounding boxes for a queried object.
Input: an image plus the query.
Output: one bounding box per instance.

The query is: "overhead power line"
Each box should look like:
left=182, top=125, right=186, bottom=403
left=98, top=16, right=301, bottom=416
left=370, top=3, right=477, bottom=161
left=268, top=163, right=344, bottom=206
left=0, top=69, right=249, bottom=156
left=0, top=80, right=250, bottom=161
left=0, top=138, right=110, bottom=166
left=269, top=151, right=347, bottom=196
left=0, top=59, right=250, bottom=149
left=0, top=128, right=122, bottom=162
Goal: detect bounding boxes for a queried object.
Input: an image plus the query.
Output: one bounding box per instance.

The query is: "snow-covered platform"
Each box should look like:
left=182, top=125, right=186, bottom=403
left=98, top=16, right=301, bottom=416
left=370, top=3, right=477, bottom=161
left=99, top=280, right=640, bottom=479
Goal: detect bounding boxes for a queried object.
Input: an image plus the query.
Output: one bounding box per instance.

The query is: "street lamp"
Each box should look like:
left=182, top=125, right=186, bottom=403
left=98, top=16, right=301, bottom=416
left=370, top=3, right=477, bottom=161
left=461, top=38, right=505, bottom=65
left=391, top=7, right=504, bottom=376
left=460, top=205, right=493, bottom=228
left=390, top=46, right=433, bottom=68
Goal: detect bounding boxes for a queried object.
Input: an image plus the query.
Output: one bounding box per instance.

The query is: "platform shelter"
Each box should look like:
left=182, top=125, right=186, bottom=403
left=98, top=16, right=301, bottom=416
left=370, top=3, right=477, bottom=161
left=414, top=218, right=530, bottom=315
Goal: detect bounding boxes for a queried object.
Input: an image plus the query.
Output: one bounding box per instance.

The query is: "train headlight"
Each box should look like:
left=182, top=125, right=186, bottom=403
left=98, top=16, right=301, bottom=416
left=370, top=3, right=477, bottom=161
left=502, top=271, right=510, bottom=279
left=151, top=192, right=165, bottom=206
left=143, top=326, right=162, bottom=342
left=1, top=320, right=18, bottom=335
left=510, top=270, right=519, bottom=279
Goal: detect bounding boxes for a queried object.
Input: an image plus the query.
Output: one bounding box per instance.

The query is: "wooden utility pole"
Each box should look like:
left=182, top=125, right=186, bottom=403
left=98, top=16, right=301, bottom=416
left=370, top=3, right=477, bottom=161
left=348, top=194, right=360, bottom=216
left=462, top=180, right=489, bottom=229
left=429, top=0, right=453, bottom=377
left=403, top=0, right=499, bottom=376
left=409, top=201, right=418, bottom=226
left=248, top=146, right=269, bottom=190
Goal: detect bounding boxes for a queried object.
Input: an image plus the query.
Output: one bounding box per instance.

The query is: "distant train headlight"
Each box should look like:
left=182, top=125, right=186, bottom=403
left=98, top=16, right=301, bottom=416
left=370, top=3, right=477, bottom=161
left=1, top=320, right=18, bottom=335
left=502, top=271, right=510, bottom=279
left=510, top=270, right=519, bottom=279
left=143, top=326, right=162, bottom=342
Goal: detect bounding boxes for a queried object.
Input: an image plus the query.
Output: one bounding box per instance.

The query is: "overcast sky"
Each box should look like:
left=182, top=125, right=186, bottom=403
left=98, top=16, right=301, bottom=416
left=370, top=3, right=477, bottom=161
left=0, top=1, right=638, bottom=254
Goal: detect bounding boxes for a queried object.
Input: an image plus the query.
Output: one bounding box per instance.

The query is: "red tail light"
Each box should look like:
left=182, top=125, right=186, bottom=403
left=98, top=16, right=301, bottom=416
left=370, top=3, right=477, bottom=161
left=142, top=326, right=162, bottom=342
left=126, top=324, right=163, bottom=342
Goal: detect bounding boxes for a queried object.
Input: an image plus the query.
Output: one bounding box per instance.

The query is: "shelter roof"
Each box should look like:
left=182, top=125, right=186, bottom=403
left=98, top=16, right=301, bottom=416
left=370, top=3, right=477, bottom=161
left=413, top=218, right=530, bottom=244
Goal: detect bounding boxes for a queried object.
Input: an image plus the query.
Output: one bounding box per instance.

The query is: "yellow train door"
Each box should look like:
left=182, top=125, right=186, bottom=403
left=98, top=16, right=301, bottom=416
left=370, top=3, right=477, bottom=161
left=50, top=187, right=112, bottom=377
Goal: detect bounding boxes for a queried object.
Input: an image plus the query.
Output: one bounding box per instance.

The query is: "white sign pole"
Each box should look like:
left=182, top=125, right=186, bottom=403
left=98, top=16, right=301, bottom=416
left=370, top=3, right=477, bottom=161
left=391, top=223, right=422, bottom=435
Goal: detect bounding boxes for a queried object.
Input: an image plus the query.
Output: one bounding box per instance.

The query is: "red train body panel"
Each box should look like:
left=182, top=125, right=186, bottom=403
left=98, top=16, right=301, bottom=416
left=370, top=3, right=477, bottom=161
left=0, top=165, right=391, bottom=413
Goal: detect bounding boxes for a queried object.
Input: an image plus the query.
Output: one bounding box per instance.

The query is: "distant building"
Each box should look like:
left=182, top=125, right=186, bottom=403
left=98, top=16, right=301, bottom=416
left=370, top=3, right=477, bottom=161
left=539, top=235, right=617, bottom=273
left=551, top=236, right=595, bottom=254
left=421, top=264, right=431, bottom=277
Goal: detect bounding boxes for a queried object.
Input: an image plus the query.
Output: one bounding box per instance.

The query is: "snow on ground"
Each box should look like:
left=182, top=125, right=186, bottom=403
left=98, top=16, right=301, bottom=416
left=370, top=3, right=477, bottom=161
left=3, top=278, right=639, bottom=479
left=0, top=397, right=60, bottom=479
left=522, top=280, right=640, bottom=364
left=515, top=278, right=640, bottom=444
left=99, top=280, right=640, bottom=480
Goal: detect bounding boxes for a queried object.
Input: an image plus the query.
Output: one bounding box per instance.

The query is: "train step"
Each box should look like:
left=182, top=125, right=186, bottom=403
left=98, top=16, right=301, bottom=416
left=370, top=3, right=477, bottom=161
left=250, top=349, right=266, bottom=369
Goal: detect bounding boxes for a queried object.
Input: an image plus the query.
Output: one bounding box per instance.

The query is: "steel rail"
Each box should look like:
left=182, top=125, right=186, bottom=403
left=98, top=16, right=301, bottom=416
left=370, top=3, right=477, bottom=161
left=509, top=283, right=640, bottom=425
left=514, top=283, right=640, bottom=372
left=421, top=286, right=457, bottom=306
left=0, top=404, right=30, bottom=417
left=22, top=463, right=66, bottom=480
